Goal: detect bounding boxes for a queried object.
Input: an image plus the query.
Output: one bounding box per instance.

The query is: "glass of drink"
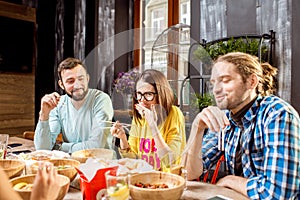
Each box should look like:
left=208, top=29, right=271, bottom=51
left=163, top=152, right=188, bottom=190
left=0, top=134, right=9, bottom=159
left=105, top=171, right=129, bottom=200
left=170, top=164, right=188, bottom=190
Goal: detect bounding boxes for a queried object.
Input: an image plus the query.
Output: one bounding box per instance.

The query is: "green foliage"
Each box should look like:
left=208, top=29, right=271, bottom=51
left=191, top=93, right=215, bottom=112
left=193, top=37, right=268, bottom=65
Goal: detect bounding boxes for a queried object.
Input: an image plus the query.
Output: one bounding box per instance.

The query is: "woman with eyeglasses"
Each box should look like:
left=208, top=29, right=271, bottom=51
left=110, top=69, right=186, bottom=171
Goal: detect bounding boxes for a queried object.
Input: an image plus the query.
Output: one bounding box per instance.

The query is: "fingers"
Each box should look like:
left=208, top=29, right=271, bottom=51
left=42, top=92, right=61, bottom=108
left=150, top=104, right=158, bottom=122
left=34, top=162, right=55, bottom=187
left=47, top=163, right=57, bottom=185
left=110, top=121, right=125, bottom=138
left=195, top=106, right=229, bottom=132
left=37, top=162, right=53, bottom=175
left=135, top=104, right=146, bottom=116
left=31, top=161, right=60, bottom=200
left=135, top=104, right=155, bottom=120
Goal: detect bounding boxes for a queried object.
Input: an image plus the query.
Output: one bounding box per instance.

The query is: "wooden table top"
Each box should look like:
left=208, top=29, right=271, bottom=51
left=64, top=180, right=249, bottom=200
left=8, top=136, right=35, bottom=154
left=181, top=181, right=249, bottom=200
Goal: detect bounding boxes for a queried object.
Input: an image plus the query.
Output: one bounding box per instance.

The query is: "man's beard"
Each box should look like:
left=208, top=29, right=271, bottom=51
left=216, top=98, right=229, bottom=110
left=63, top=85, right=88, bottom=101
left=216, top=93, right=248, bottom=111
left=70, top=88, right=88, bottom=101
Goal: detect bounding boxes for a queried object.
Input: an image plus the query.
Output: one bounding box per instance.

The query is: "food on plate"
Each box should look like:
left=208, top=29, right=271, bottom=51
left=129, top=172, right=185, bottom=200
left=115, top=158, right=153, bottom=175
left=82, top=157, right=154, bottom=176
left=18, top=150, right=70, bottom=161
left=24, top=151, right=52, bottom=161
left=31, top=163, right=73, bottom=172
left=71, top=148, right=115, bottom=163
left=55, top=165, right=72, bottom=170
left=118, top=159, right=138, bottom=170
left=0, top=149, right=6, bottom=159
left=134, top=182, right=169, bottom=189
left=15, top=150, right=71, bottom=175
left=13, top=182, right=33, bottom=191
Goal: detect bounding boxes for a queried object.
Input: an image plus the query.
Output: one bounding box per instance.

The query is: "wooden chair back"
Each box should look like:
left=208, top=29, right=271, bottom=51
left=23, top=131, right=63, bottom=143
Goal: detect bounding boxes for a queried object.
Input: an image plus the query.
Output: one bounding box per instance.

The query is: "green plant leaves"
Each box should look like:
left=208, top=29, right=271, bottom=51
left=191, top=93, right=215, bottom=112
left=193, top=37, right=269, bottom=65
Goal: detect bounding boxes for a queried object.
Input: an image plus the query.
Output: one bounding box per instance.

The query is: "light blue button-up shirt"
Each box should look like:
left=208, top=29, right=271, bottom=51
left=34, top=89, right=114, bottom=153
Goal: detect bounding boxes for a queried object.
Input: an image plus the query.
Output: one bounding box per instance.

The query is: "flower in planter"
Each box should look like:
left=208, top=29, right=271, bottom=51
left=113, top=69, right=139, bottom=95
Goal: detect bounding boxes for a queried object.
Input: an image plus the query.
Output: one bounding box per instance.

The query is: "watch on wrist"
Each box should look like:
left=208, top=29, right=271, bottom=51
left=52, top=142, right=62, bottom=151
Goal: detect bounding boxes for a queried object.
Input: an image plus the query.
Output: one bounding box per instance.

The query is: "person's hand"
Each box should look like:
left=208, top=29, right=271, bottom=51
left=135, top=104, right=158, bottom=128
left=193, top=106, right=230, bottom=133
left=39, top=92, right=61, bottom=121
left=30, top=162, right=60, bottom=200
left=216, top=175, right=248, bottom=196
left=110, top=121, right=126, bottom=140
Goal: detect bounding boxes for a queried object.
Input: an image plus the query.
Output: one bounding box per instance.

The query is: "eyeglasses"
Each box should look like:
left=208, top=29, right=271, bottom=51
left=134, top=91, right=157, bottom=101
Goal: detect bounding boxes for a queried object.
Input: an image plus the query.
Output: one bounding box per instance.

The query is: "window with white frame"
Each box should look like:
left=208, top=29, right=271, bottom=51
left=151, top=8, right=165, bottom=39
left=180, top=1, right=190, bottom=25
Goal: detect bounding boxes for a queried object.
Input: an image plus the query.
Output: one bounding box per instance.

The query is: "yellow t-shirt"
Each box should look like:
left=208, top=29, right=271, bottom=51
left=120, top=105, right=186, bottom=171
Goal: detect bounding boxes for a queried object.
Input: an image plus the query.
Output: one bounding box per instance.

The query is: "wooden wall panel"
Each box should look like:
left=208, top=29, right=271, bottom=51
left=257, top=0, right=292, bottom=102
left=0, top=2, right=36, bottom=137
left=0, top=73, right=35, bottom=137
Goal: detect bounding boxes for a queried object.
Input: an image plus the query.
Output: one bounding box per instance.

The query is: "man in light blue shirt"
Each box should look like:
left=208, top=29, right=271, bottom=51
left=34, top=57, right=114, bottom=153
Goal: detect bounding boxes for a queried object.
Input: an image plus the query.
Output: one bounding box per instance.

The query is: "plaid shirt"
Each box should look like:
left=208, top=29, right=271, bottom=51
left=202, top=95, right=300, bottom=200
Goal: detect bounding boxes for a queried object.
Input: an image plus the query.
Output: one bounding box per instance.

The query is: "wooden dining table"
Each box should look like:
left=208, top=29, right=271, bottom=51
left=8, top=136, right=249, bottom=200
left=64, top=180, right=250, bottom=200
left=8, top=136, right=35, bottom=154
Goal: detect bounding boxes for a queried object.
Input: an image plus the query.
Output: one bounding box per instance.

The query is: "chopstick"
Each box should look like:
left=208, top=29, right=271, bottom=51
left=218, top=128, right=225, bottom=151
left=99, top=120, right=131, bottom=127
left=221, top=129, right=225, bottom=151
